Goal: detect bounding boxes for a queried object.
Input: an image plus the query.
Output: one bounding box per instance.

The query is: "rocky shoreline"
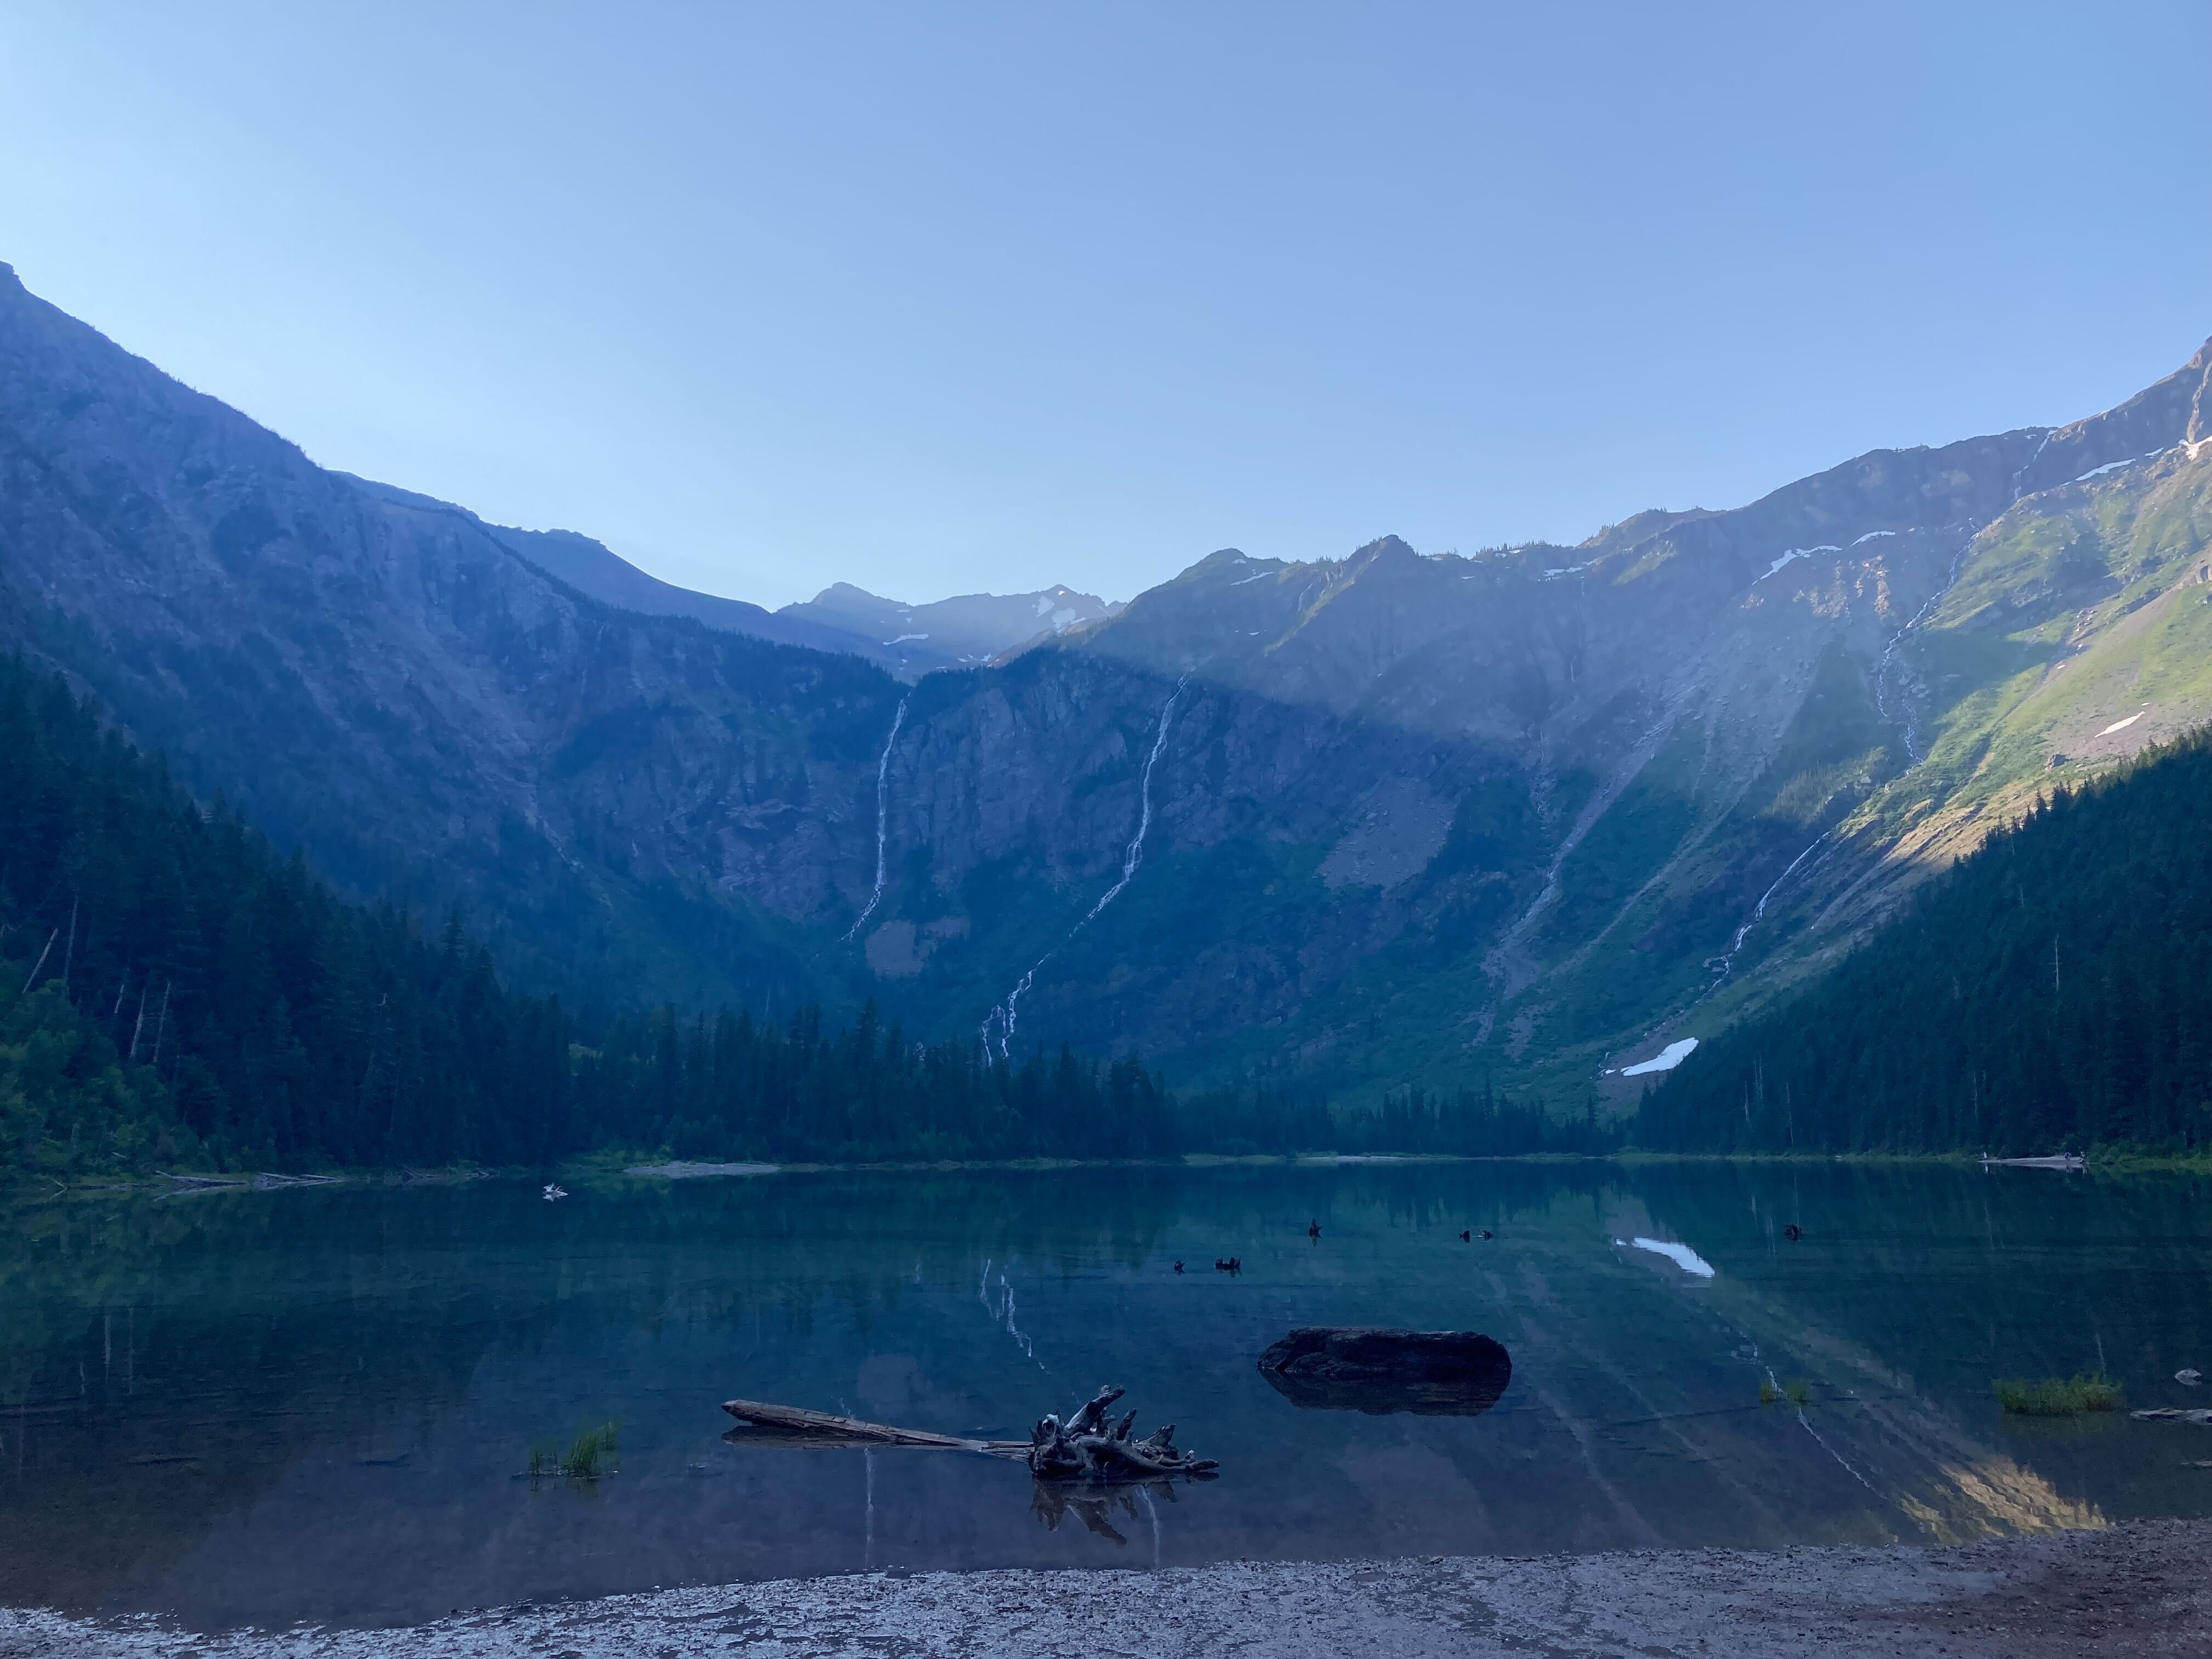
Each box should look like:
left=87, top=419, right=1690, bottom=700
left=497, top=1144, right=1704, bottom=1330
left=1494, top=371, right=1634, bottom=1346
left=5, top=1519, right=2208, bottom=1658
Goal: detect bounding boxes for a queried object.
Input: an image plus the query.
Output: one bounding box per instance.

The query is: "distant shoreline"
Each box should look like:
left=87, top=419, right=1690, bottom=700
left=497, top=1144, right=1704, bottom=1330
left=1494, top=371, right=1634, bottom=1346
left=7, top=1520, right=2205, bottom=1657
left=17, top=1143, right=2212, bottom=1198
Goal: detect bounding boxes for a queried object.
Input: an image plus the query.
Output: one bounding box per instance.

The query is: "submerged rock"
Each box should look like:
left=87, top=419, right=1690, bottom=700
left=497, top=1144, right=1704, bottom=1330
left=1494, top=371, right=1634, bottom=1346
left=1256, top=1327, right=1513, bottom=1416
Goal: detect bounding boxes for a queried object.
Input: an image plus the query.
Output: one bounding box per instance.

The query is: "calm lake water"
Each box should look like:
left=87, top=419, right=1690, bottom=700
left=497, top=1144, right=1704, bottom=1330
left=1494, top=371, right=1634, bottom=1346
left=4, top=1160, right=2210, bottom=1629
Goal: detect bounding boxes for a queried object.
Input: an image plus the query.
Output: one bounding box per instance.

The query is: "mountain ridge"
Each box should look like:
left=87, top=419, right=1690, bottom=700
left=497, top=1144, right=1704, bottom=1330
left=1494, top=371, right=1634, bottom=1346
left=779, top=579, right=1119, bottom=674
left=332, top=472, right=1109, bottom=677
left=4, top=254, right=2207, bottom=1108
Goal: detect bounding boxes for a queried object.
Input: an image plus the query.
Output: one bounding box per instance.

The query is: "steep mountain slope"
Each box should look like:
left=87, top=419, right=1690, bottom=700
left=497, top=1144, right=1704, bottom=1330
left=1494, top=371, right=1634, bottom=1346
left=0, top=261, right=902, bottom=1012
left=3, top=255, right=2205, bottom=1108
left=779, top=580, right=1118, bottom=674
left=0, top=653, right=1178, bottom=1175
left=1007, top=346, right=2212, bottom=1097
left=1638, top=727, right=2212, bottom=1153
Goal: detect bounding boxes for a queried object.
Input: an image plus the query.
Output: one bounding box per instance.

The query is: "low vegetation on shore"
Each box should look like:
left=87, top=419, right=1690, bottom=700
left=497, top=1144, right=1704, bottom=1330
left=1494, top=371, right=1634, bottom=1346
left=1994, top=1374, right=2124, bottom=1415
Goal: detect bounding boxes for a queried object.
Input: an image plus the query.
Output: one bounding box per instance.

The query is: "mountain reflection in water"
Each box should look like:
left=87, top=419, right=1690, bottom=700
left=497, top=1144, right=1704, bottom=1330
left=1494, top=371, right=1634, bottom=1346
left=2, top=1161, right=2209, bottom=1630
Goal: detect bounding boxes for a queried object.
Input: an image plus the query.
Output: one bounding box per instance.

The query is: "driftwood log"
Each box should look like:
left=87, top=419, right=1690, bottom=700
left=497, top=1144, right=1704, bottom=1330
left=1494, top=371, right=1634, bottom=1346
left=723, top=1397, right=1017, bottom=1451
left=721, top=1385, right=1218, bottom=1483
left=1026, top=1384, right=1217, bottom=1483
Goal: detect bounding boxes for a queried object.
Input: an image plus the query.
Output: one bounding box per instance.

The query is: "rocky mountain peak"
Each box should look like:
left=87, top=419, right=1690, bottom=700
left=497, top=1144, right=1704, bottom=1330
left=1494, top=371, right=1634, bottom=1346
left=1346, top=534, right=1421, bottom=570
left=778, top=578, right=1115, bottom=674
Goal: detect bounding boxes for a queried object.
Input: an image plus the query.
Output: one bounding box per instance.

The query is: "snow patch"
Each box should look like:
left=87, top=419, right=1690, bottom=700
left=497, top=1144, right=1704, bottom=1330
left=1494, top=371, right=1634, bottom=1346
left=1759, top=545, right=1840, bottom=582
left=2097, top=709, right=2147, bottom=737
left=1050, top=607, right=1078, bottom=630
left=2072, top=448, right=2176, bottom=485
left=1621, top=1037, right=1698, bottom=1076
left=1230, top=571, right=1275, bottom=586
left=1034, top=595, right=1054, bottom=617
left=1620, top=1237, right=1717, bottom=1278
left=1850, top=530, right=1898, bottom=546
left=882, top=633, right=928, bottom=645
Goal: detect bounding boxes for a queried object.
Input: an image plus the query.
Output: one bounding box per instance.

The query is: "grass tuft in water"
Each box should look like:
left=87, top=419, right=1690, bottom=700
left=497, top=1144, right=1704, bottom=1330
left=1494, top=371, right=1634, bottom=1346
left=560, top=1421, right=620, bottom=1477
left=526, top=1420, right=620, bottom=1480
left=1994, top=1374, right=2121, bottom=1416
left=1783, top=1380, right=1810, bottom=1408
left=1758, top=1377, right=1780, bottom=1406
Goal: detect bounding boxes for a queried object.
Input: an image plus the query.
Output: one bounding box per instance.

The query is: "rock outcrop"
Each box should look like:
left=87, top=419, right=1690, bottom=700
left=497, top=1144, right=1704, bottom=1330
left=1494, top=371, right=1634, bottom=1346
left=1257, top=1327, right=1513, bottom=1415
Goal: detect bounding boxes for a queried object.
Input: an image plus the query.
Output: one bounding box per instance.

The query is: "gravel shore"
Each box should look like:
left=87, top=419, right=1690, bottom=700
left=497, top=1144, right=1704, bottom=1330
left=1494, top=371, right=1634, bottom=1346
left=6, top=1520, right=2207, bottom=1658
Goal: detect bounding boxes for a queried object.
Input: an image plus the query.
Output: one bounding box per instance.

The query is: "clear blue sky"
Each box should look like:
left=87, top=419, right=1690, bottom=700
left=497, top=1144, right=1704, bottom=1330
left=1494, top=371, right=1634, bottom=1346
left=4, top=3, right=2208, bottom=609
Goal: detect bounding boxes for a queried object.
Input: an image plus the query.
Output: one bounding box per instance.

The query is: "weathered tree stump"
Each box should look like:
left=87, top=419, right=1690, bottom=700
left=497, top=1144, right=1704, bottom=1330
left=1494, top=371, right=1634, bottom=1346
left=1026, top=1385, right=1218, bottom=1482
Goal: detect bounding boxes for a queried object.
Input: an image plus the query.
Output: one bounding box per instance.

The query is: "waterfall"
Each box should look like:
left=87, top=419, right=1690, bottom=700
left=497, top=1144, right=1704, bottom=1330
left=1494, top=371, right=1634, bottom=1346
left=982, top=678, right=1186, bottom=1062
left=1712, top=828, right=1832, bottom=978
left=1875, top=540, right=1970, bottom=760
left=845, top=696, right=909, bottom=941
left=1081, top=676, right=1184, bottom=926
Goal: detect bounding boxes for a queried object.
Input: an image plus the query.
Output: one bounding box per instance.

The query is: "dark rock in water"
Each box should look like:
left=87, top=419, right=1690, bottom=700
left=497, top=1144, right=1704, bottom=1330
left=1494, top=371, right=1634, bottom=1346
left=1256, top=1327, right=1512, bottom=1416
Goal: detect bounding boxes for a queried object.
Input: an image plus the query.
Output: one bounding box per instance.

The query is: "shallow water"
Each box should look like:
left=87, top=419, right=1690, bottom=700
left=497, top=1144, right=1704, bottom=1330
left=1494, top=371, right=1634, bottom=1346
left=3, top=1161, right=2210, bottom=1629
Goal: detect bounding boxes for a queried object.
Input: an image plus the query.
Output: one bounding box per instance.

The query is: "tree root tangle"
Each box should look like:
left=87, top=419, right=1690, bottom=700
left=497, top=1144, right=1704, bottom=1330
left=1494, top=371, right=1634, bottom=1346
left=1026, top=1384, right=1218, bottom=1483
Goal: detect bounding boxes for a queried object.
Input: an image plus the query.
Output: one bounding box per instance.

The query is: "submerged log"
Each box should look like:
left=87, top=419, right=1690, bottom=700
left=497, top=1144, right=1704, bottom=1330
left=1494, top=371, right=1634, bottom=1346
left=1257, top=1327, right=1513, bottom=1416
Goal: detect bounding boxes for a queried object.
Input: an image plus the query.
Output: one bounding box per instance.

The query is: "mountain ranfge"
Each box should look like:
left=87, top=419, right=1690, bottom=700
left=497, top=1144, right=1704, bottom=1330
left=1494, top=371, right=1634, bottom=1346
left=2, top=256, right=2206, bottom=1103
left=780, top=580, right=1119, bottom=675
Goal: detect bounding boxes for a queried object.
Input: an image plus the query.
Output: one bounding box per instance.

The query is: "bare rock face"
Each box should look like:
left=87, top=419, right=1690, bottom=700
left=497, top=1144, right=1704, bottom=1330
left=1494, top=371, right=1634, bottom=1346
left=1257, top=1327, right=1513, bottom=1415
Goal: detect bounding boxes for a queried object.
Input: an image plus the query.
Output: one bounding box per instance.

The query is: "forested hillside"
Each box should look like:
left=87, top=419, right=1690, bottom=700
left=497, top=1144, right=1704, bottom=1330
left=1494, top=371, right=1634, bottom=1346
left=1639, top=728, right=2212, bottom=1154
left=0, top=659, right=1182, bottom=1175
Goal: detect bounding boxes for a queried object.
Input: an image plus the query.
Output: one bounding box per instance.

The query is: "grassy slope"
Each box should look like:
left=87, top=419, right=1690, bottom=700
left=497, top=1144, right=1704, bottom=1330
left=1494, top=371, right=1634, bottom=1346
left=1257, top=447, right=2212, bottom=1116
left=1661, top=446, right=2212, bottom=1086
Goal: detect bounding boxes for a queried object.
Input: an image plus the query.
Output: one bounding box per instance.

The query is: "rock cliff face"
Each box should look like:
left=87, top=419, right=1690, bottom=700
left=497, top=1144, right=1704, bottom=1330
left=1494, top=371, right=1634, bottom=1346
left=3, top=258, right=2207, bottom=1099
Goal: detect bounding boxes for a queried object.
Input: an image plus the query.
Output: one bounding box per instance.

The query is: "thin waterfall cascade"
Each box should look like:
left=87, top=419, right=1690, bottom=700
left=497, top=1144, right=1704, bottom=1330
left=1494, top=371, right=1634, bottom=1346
left=846, top=696, right=909, bottom=942
left=980, top=678, right=1187, bottom=1060
left=2011, top=428, right=2055, bottom=501
left=1712, top=829, right=1833, bottom=977
left=1875, top=537, right=1973, bottom=758
left=1082, top=676, right=1186, bottom=925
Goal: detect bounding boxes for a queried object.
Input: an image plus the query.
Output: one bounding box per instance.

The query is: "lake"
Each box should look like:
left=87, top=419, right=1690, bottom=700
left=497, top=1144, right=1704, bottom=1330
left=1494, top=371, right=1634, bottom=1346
left=4, top=1160, right=2210, bottom=1629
